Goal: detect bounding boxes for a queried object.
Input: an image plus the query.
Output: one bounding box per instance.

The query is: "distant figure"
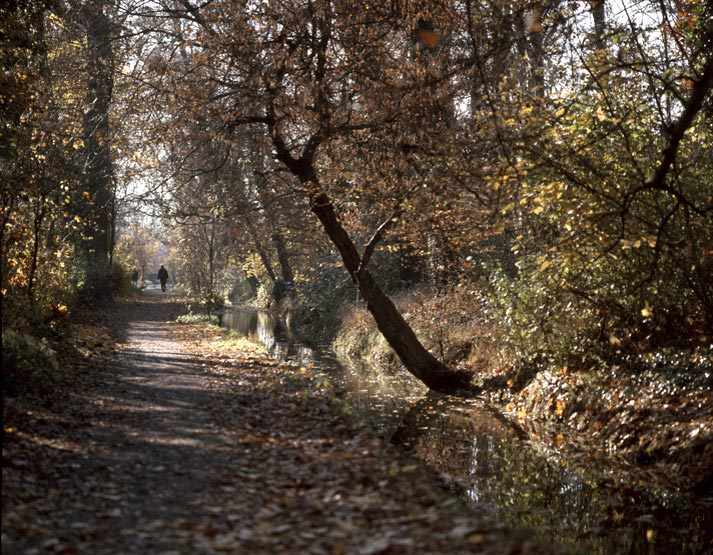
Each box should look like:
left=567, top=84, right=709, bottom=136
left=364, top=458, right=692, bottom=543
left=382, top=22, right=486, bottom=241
left=131, top=268, right=139, bottom=286
left=157, top=265, right=169, bottom=292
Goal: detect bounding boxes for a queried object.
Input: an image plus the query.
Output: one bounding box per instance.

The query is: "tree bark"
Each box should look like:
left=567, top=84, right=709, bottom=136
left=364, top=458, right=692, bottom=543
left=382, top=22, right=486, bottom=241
left=27, top=195, right=47, bottom=300
left=590, top=1, right=606, bottom=51
left=313, top=190, right=468, bottom=392
left=244, top=217, right=278, bottom=282
left=283, top=157, right=469, bottom=393
left=78, top=4, right=114, bottom=275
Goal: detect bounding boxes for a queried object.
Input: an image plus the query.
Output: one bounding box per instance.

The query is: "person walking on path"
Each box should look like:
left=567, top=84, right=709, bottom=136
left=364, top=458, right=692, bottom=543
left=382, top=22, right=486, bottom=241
left=157, top=265, right=170, bottom=292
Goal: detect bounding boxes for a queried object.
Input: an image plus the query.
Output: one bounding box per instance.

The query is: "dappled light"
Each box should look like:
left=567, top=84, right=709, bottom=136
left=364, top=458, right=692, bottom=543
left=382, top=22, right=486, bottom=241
left=3, top=0, right=712, bottom=553
left=219, top=304, right=712, bottom=554
left=5, top=297, right=560, bottom=553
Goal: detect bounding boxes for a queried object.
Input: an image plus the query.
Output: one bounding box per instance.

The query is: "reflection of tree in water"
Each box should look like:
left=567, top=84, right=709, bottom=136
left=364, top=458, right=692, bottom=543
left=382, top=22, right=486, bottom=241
left=223, top=308, right=309, bottom=361
left=221, top=308, right=713, bottom=554
left=391, top=395, right=712, bottom=555
left=392, top=395, right=514, bottom=478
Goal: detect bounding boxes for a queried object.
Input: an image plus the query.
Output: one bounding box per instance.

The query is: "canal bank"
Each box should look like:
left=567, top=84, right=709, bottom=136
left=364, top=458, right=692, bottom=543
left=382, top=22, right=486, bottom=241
left=218, top=304, right=713, bottom=555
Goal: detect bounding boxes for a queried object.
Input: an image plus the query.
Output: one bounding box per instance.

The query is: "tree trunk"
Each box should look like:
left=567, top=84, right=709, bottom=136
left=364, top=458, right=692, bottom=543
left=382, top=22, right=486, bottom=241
left=207, top=217, right=216, bottom=313
left=590, top=1, right=606, bottom=51
left=27, top=195, right=47, bottom=300
left=250, top=127, right=295, bottom=293
left=244, top=218, right=277, bottom=282
left=295, top=167, right=468, bottom=393
left=78, top=4, right=114, bottom=293
left=271, top=232, right=294, bottom=285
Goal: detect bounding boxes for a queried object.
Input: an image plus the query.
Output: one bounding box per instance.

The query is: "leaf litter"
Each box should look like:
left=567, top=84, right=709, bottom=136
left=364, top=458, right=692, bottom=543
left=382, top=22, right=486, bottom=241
left=2, top=294, right=560, bottom=555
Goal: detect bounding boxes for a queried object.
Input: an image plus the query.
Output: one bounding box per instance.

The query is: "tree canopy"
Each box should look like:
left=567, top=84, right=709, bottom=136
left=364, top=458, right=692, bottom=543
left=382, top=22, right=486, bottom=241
left=3, top=0, right=711, bottom=390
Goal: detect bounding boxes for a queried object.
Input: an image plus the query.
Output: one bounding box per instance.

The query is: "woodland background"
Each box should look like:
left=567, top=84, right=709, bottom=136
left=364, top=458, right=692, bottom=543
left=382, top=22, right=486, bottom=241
left=2, top=0, right=712, bottom=392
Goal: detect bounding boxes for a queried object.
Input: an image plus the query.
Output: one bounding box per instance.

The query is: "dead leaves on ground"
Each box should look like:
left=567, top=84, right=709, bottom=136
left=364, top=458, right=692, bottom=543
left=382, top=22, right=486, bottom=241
left=501, top=365, right=713, bottom=491
left=2, top=300, right=557, bottom=555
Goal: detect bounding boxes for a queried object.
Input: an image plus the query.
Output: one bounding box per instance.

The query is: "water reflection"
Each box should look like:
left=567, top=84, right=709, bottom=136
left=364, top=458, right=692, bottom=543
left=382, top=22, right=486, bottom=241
left=220, top=306, right=713, bottom=555
left=390, top=395, right=713, bottom=555
left=221, top=307, right=315, bottom=362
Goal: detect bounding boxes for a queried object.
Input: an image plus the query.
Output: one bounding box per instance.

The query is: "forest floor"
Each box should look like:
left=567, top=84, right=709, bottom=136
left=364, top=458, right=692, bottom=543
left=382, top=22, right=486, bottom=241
left=2, top=292, right=561, bottom=555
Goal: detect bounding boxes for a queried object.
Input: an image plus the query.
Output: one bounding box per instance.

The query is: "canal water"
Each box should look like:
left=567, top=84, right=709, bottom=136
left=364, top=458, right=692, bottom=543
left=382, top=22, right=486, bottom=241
left=220, top=306, right=713, bottom=555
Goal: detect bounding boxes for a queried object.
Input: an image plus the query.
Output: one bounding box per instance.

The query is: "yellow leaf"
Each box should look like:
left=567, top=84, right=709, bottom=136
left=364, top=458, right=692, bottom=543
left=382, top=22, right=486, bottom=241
left=468, top=533, right=486, bottom=544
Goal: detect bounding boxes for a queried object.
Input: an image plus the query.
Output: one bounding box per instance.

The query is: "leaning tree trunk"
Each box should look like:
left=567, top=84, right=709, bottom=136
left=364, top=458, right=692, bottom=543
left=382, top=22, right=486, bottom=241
left=266, top=104, right=470, bottom=392
left=296, top=167, right=468, bottom=393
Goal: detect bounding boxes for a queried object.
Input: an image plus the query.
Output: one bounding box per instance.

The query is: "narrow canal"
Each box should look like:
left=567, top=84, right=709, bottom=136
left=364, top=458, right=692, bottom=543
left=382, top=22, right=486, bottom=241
left=219, top=306, right=713, bottom=555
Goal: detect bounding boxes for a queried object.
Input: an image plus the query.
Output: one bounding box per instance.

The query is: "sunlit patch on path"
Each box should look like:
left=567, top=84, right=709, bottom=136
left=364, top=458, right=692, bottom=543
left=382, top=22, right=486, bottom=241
left=2, top=296, right=555, bottom=554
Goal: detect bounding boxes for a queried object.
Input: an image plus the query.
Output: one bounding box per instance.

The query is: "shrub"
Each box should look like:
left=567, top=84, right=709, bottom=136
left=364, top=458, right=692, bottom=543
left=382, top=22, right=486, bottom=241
left=475, top=256, right=608, bottom=368
left=295, top=263, right=357, bottom=340
left=2, top=329, right=63, bottom=394
left=107, top=262, right=132, bottom=296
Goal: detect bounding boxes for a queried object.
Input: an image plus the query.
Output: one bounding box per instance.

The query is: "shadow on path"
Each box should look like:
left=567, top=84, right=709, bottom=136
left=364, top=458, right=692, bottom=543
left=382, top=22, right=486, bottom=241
left=3, top=294, right=241, bottom=553
left=2, top=293, right=557, bottom=555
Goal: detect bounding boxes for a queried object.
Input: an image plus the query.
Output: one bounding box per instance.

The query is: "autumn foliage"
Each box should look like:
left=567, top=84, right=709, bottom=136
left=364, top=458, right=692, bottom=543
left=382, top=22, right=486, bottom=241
left=3, top=1, right=713, bottom=390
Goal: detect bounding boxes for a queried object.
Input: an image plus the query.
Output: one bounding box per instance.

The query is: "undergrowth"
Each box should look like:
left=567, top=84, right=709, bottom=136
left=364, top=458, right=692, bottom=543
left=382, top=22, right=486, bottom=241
left=176, top=313, right=219, bottom=325
left=2, top=329, right=65, bottom=395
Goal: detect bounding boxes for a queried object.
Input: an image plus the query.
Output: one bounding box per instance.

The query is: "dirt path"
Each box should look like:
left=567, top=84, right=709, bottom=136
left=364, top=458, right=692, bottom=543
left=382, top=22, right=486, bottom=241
left=2, top=294, right=557, bottom=554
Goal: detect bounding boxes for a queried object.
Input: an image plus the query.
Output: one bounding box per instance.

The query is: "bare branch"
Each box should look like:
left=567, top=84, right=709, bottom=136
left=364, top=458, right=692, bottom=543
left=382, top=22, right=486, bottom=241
left=646, top=53, right=713, bottom=189
left=358, top=213, right=397, bottom=277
